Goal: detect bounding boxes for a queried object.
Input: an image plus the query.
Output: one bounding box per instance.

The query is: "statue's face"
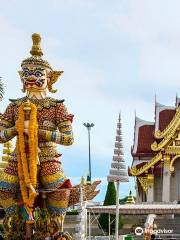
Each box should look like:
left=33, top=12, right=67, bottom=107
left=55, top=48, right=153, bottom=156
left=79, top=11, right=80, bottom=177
left=22, top=65, right=49, bottom=91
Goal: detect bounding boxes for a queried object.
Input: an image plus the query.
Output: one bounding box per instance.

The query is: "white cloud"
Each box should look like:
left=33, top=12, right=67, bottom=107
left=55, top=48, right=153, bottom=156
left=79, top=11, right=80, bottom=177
left=110, top=0, right=180, bottom=87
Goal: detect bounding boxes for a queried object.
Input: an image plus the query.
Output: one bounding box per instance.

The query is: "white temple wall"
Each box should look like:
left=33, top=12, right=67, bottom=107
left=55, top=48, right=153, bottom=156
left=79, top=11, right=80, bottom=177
left=147, top=184, right=154, bottom=203
left=170, top=159, right=180, bottom=202
left=138, top=186, right=143, bottom=203
left=135, top=182, right=141, bottom=203
left=138, top=186, right=146, bottom=202
left=162, top=163, right=171, bottom=202
left=154, top=175, right=163, bottom=202
left=170, top=172, right=177, bottom=202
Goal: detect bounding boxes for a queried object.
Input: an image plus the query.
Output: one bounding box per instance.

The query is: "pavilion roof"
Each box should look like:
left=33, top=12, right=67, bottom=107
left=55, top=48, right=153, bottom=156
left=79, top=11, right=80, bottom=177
left=87, top=203, right=180, bottom=215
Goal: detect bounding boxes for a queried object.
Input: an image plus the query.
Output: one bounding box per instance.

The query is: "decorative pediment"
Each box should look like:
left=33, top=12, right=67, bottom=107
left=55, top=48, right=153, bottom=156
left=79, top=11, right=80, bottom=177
left=130, top=101, right=180, bottom=178
left=154, top=107, right=180, bottom=139
left=165, top=133, right=180, bottom=155
left=130, top=129, right=180, bottom=176
left=151, top=108, right=180, bottom=151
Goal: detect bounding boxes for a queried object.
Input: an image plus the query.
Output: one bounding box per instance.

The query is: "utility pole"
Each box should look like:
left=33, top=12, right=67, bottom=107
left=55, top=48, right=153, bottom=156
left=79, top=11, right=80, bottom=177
left=83, top=123, right=94, bottom=183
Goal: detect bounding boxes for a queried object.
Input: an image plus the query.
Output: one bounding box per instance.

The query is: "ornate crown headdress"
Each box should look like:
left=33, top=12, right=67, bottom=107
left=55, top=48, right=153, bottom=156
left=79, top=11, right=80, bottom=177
left=19, top=33, right=63, bottom=93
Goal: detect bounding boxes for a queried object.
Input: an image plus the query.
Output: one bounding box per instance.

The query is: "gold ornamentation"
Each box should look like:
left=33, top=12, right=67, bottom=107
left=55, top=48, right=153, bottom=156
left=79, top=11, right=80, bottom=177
left=137, top=174, right=154, bottom=193
left=45, top=130, right=52, bottom=141
left=166, top=146, right=180, bottom=155
left=130, top=152, right=162, bottom=176
left=41, top=171, right=65, bottom=185
left=1, top=141, right=13, bottom=166
left=39, top=147, right=59, bottom=158
left=18, top=71, right=26, bottom=92
left=0, top=162, right=8, bottom=168
left=137, top=177, right=149, bottom=192
left=151, top=107, right=180, bottom=151
left=0, top=171, right=18, bottom=184
left=147, top=174, right=154, bottom=186
left=48, top=71, right=64, bottom=93
left=170, top=155, right=180, bottom=172
left=0, top=119, right=13, bottom=128
left=154, top=107, right=180, bottom=139
left=0, top=198, right=16, bottom=208
left=21, top=33, right=52, bottom=70
left=163, top=155, right=170, bottom=169
left=47, top=199, right=69, bottom=208
left=151, top=136, right=174, bottom=152
left=30, top=33, right=43, bottom=57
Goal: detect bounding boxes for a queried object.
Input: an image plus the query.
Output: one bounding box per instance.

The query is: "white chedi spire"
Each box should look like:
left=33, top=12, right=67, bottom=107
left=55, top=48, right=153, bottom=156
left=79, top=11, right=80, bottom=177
left=107, top=113, right=129, bottom=182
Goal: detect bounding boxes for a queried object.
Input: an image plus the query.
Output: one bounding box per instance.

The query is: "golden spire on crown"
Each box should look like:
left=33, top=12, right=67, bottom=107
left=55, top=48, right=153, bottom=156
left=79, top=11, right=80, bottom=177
left=21, top=33, right=52, bottom=70
left=30, top=33, right=43, bottom=57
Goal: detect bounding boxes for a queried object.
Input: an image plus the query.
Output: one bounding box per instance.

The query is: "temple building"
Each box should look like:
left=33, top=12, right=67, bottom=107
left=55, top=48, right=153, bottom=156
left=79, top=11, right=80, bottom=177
left=129, top=96, right=180, bottom=203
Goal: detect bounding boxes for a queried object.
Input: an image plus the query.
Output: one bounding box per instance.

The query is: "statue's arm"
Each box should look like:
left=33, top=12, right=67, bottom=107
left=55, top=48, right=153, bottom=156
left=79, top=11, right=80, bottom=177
left=56, top=119, right=74, bottom=145
left=38, top=103, right=74, bottom=146
left=0, top=103, right=17, bottom=143
left=39, top=120, right=74, bottom=146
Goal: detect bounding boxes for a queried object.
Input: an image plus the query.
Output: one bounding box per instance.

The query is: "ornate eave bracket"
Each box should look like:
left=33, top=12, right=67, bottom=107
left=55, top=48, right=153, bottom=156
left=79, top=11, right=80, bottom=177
left=130, top=152, right=162, bottom=176
left=151, top=134, right=176, bottom=152
left=137, top=174, right=154, bottom=192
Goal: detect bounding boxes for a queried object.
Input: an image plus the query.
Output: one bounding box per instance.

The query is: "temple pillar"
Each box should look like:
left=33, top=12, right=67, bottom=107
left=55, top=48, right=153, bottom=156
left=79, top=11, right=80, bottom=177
left=135, top=180, right=140, bottom=203
left=162, top=157, right=171, bottom=203
left=147, top=174, right=154, bottom=203
left=147, top=185, right=154, bottom=203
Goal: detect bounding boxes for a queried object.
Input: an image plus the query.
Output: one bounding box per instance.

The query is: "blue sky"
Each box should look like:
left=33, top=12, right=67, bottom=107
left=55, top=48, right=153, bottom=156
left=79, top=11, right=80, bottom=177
left=0, top=0, right=180, bottom=201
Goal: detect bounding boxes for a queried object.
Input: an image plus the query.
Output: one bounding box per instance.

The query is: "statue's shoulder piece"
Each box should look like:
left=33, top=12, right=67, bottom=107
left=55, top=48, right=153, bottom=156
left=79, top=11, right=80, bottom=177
left=41, top=97, right=65, bottom=110
left=47, top=97, right=65, bottom=104
left=9, top=97, right=65, bottom=111
left=9, top=97, right=27, bottom=106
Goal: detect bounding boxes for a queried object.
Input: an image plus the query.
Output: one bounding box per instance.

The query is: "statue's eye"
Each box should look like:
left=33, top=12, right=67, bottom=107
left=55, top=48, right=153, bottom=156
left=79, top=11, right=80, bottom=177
left=35, top=71, right=42, bottom=77
left=24, top=71, right=30, bottom=78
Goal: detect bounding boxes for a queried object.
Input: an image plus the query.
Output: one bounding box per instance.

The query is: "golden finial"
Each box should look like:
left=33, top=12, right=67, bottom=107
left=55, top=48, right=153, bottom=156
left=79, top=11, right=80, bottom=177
left=126, top=190, right=135, bottom=204
left=81, top=176, right=86, bottom=185
left=30, top=33, right=43, bottom=57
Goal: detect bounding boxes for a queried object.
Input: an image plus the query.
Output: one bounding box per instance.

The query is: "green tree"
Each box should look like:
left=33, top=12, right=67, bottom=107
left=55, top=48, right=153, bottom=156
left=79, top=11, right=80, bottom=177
left=98, top=182, right=123, bottom=234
